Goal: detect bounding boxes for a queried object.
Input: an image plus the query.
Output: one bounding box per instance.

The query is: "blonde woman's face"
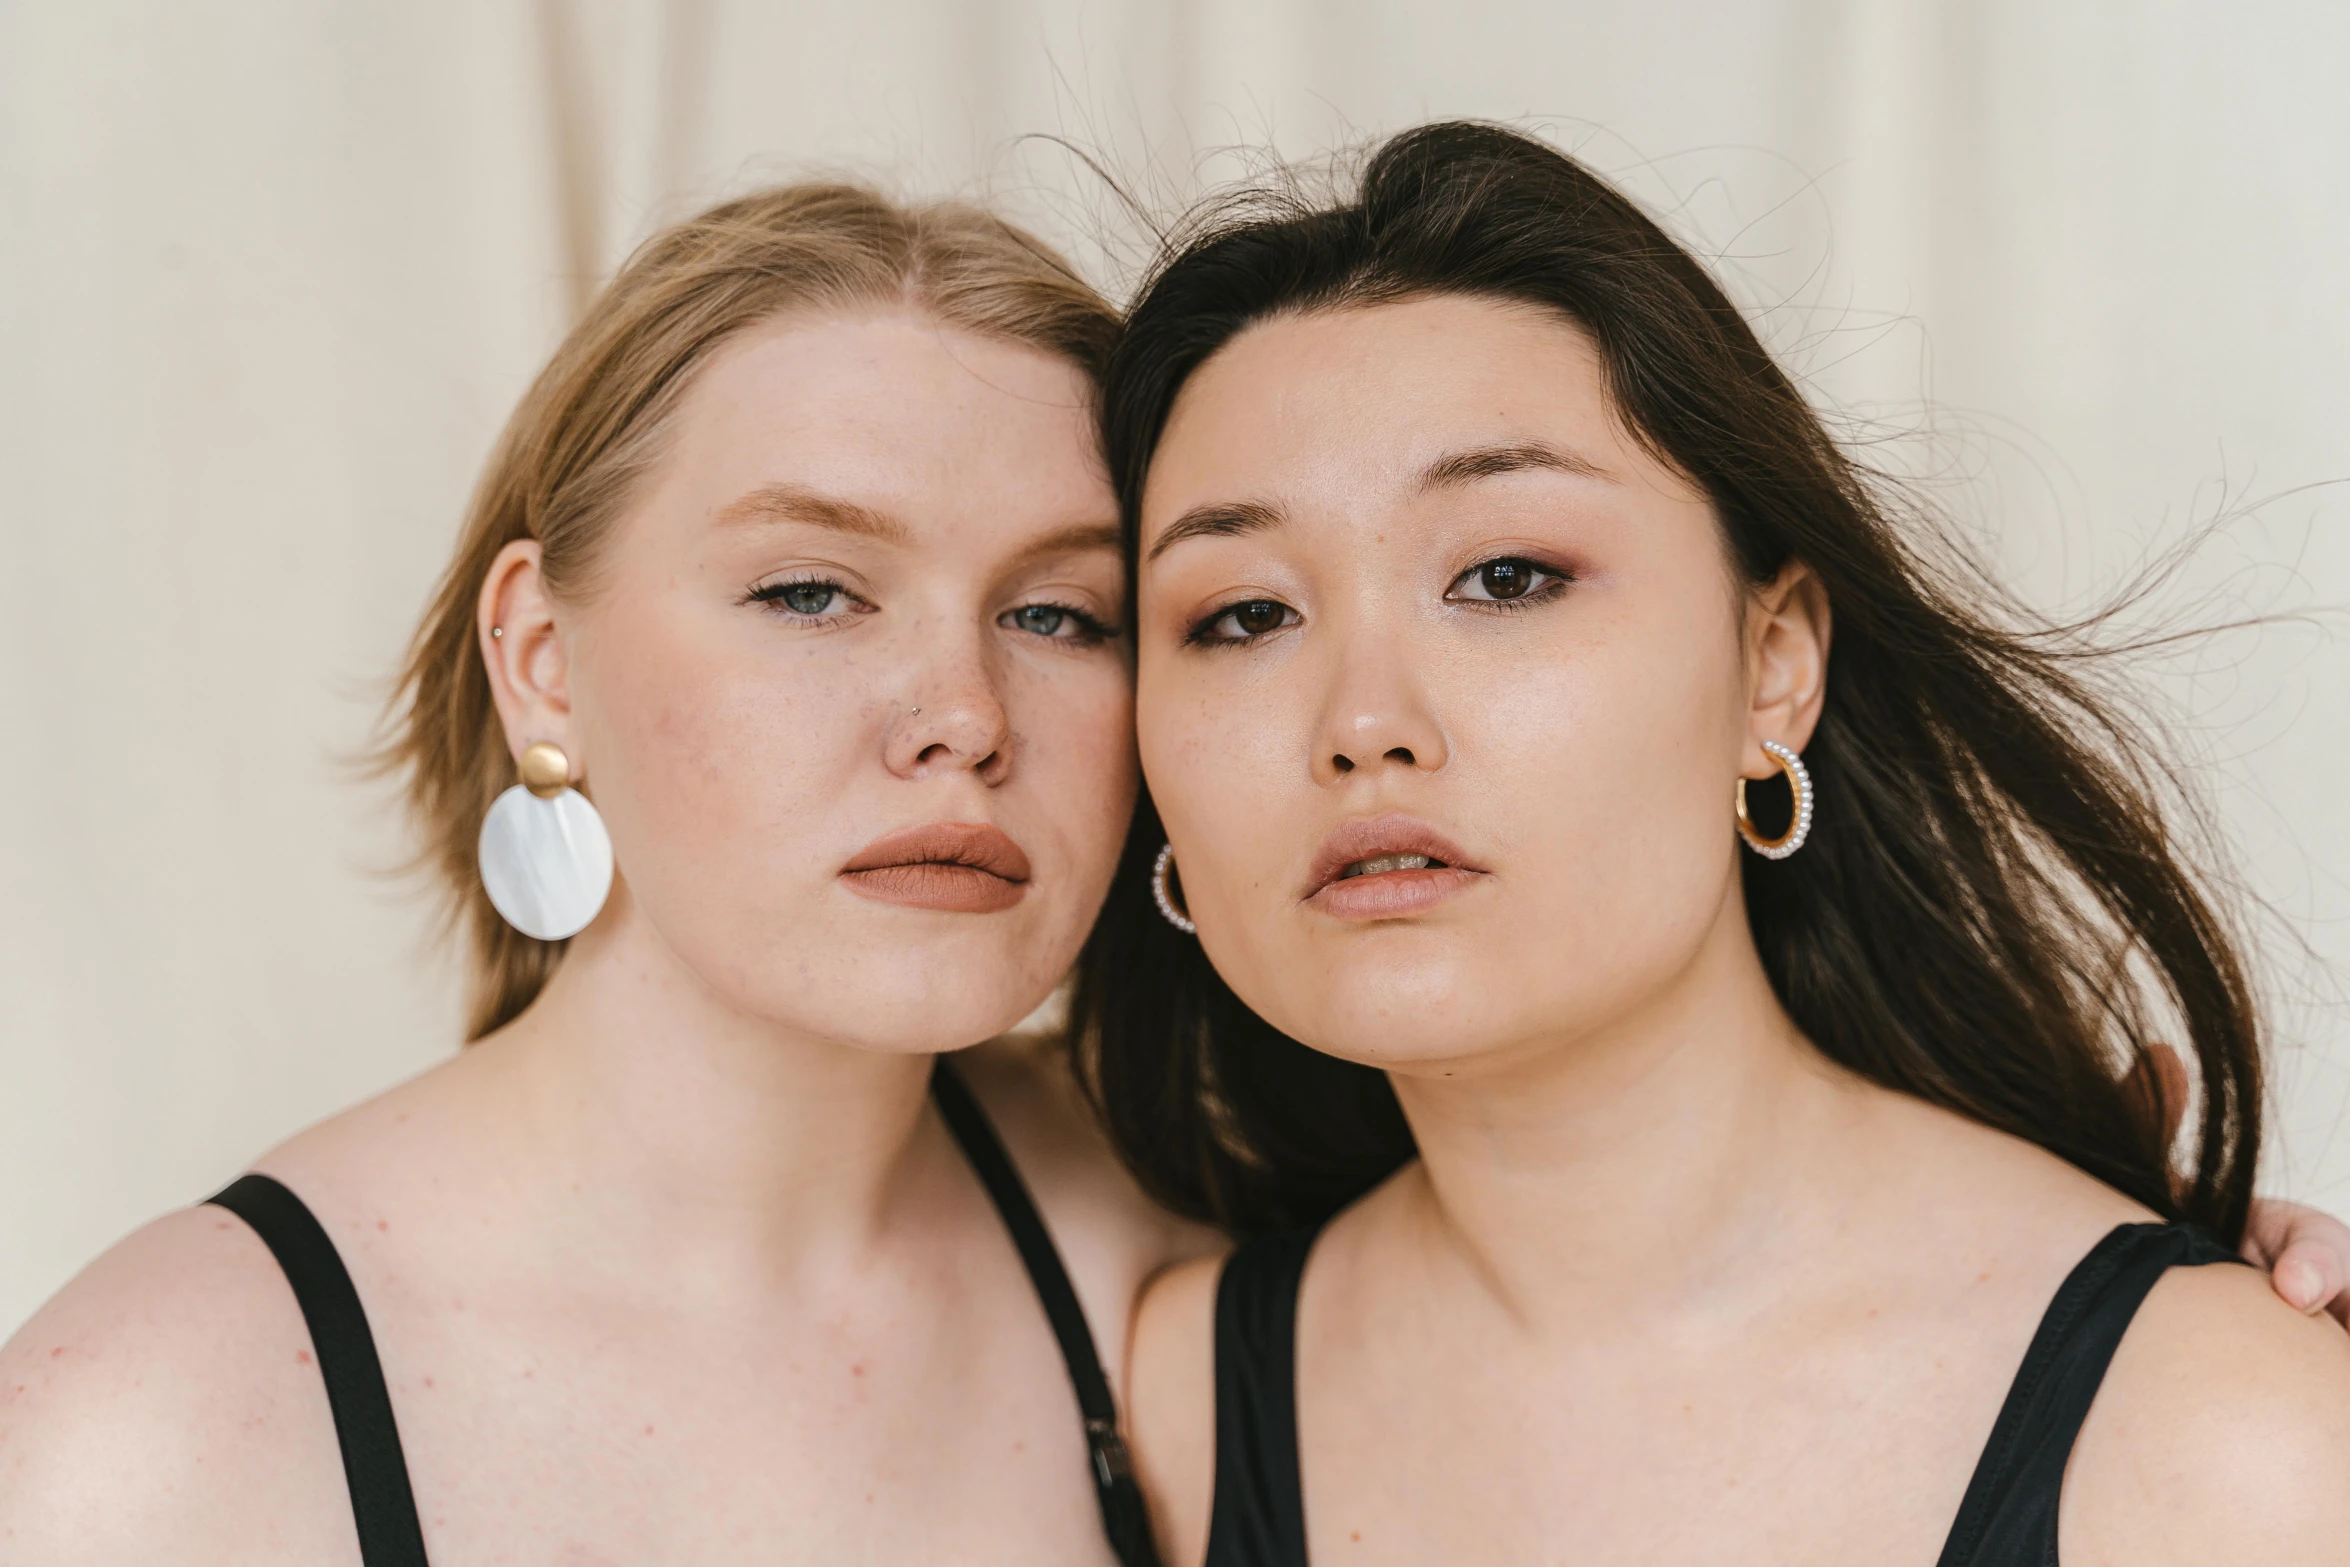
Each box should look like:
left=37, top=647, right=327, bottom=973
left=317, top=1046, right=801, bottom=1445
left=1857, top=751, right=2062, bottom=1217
left=548, top=310, right=1133, bottom=1051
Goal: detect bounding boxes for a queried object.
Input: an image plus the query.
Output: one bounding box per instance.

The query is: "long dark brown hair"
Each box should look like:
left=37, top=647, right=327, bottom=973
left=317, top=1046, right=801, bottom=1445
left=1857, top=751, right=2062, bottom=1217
left=1071, top=121, right=2262, bottom=1243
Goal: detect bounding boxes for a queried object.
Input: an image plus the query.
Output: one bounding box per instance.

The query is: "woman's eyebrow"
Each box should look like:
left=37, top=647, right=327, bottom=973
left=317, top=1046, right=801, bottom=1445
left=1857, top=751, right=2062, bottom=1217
left=1419, top=441, right=1614, bottom=489
left=1144, top=499, right=1288, bottom=563
left=713, top=483, right=912, bottom=543
left=1005, top=521, right=1122, bottom=569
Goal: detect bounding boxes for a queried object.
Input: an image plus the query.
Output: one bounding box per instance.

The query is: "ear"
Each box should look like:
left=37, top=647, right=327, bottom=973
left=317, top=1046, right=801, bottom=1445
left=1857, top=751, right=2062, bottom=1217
left=478, top=539, right=578, bottom=772
left=1741, top=560, right=1830, bottom=777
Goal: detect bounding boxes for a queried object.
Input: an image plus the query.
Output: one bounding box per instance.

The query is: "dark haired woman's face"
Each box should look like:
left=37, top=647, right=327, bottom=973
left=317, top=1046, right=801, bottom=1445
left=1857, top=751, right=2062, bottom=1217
left=1134, top=295, right=1823, bottom=1071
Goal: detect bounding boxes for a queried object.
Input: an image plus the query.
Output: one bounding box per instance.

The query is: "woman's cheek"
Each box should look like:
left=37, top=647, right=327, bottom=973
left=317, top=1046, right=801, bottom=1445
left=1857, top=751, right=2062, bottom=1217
left=1066, top=675, right=1141, bottom=875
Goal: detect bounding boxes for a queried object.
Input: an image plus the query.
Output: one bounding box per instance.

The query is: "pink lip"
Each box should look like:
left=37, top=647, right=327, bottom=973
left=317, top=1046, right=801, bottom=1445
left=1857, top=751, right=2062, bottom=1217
left=840, top=822, right=1032, bottom=914
left=1302, top=814, right=1485, bottom=921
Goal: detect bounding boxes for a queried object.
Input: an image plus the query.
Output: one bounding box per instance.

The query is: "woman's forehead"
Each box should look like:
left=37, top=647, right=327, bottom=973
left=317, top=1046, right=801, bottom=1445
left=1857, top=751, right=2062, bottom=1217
left=1139, top=297, right=1681, bottom=544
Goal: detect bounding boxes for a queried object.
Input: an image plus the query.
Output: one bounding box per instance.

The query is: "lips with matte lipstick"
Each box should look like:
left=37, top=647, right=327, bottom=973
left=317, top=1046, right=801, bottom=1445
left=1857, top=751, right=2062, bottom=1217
left=1303, top=814, right=1485, bottom=920
left=840, top=822, right=1032, bottom=914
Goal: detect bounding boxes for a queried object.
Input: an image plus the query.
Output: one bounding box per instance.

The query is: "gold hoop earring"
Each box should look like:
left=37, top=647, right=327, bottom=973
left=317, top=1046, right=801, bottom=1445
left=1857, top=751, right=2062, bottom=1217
left=1736, top=739, right=1814, bottom=860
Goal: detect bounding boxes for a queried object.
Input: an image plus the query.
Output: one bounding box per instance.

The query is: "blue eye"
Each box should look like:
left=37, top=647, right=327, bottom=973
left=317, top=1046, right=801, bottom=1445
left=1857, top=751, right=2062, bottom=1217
left=748, top=578, right=866, bottom=619
left=1001, top=603, right=1114, bottom=642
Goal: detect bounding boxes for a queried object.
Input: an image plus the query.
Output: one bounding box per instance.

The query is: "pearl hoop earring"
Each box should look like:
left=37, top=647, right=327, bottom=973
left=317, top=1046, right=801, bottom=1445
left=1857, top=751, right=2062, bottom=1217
left=1736, top=739, right=1814, bottom=860
left=1151, top=843, right=1197, bottom=934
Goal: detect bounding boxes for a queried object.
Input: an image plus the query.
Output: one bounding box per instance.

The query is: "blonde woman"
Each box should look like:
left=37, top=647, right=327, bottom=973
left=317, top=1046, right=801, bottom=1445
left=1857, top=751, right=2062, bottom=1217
left=0, top=187, right=1203, bottom=1565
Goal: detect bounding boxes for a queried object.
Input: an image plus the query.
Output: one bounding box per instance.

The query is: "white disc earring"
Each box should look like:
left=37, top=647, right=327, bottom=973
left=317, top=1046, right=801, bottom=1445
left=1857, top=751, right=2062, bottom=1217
left=478, top=740, right=614, bottom=940
left=1151, top=842, right=1197, bottom=935
left=1735, top=738, right=1814, bottom=860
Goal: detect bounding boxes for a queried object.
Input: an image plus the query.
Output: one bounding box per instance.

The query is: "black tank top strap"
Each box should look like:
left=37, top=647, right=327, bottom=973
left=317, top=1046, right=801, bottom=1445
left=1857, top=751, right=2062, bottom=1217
left=211, top=1075, right=1151, bottom=1567
left=929, top=1058, right=1161, bottom=1567
left=207, top=1173, right=430, bottom=1567
left=1204, top=1225, right=1321, bottom=1567
left=1936, top=1220, right=2244, bottom=1567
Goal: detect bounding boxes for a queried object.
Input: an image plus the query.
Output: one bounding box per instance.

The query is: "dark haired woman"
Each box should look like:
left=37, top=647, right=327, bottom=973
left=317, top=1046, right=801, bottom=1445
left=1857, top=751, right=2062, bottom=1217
left=1080, top=123, right=2350, bottom=1564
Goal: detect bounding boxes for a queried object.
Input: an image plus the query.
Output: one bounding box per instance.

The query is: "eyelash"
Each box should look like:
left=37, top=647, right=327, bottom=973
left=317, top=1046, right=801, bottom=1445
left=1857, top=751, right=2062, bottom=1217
left=1184, top=599, right=1300, bottom=648
left=1183, top=555, right=1574, bottom=646
left=1446, top=555, right=1572, bottom=611
left=745, top=576, right=872, bottom=622
left=999, top=601, right=1120, bottom=645
left=746, top=578, right=1118, bottom=645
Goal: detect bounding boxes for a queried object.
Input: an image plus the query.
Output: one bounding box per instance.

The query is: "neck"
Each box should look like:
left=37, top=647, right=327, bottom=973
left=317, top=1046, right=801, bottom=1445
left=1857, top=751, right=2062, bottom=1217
left=1385, top=888, right=1867, bottom=1333
left=461, top=881, right=946, bottom=1302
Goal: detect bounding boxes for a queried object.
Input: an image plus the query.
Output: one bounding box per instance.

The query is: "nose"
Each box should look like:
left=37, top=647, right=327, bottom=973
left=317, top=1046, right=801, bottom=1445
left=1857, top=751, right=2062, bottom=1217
left=1312, top=639, right=1450, bottom=785
left=886, top=623, right=1012, bottom=785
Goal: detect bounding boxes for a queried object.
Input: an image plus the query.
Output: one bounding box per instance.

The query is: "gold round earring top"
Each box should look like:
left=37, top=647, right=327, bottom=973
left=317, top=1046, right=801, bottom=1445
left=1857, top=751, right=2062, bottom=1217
left=518, top=740, right=572, bottom=799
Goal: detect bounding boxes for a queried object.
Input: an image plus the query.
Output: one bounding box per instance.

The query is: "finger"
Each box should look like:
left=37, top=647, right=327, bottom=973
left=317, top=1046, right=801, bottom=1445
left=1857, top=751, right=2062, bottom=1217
left=2241, top=1196, right=2333, bottom=1271
left=2291, top=1234, right=2350, bottom=1328
left=2269, top=1238, right=2348, bottom=1323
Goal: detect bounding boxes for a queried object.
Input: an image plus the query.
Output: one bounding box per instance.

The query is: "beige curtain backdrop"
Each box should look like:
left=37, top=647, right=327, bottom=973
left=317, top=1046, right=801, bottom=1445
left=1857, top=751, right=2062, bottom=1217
left=4, top=0, right=2346, bottom=1333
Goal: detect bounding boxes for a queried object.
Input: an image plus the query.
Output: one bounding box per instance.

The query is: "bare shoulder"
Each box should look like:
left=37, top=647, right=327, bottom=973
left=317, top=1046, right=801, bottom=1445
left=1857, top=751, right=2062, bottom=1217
left=2065, top=1255, right=2350, bottom=1564
left=1126, top=1254, right=1228, bottom=1567
left=0, top=1205, right=354, bottom=1564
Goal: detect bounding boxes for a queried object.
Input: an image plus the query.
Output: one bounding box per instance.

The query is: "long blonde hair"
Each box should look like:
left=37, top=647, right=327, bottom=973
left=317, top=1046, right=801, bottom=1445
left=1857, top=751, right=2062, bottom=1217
left=382, top=184, right=1120, bottom=1040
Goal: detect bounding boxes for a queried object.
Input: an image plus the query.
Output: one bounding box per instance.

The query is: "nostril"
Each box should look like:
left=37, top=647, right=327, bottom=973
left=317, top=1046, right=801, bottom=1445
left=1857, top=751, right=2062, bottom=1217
left=1386, top=747, right=1416, bottom=766
left=1332, top=754, right=1355, bottom=774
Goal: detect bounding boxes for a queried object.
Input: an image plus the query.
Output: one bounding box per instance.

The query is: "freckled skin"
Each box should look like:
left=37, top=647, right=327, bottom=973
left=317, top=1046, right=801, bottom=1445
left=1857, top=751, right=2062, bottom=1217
left=0, top=311, right=1217, bottom=1564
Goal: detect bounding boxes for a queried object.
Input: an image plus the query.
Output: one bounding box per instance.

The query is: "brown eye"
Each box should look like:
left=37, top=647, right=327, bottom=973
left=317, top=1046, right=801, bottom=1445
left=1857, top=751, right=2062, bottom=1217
left=1482, top=561, right=1530, bottom=599
left=1447, top=556, right=1563, bottom=605
left=1193, top=597, right=1301, bottom=644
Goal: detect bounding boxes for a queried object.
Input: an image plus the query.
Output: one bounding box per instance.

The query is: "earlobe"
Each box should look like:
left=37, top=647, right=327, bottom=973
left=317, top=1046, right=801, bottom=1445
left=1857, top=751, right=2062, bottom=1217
left=478, top=540, right=574, bottom=765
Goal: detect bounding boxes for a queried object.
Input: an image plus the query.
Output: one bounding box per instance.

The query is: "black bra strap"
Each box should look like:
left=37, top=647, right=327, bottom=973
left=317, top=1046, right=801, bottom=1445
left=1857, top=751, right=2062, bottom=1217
left=208, top=1173, right=430, bottom=1567
left=930, top=1059, right=1160, bottom=1567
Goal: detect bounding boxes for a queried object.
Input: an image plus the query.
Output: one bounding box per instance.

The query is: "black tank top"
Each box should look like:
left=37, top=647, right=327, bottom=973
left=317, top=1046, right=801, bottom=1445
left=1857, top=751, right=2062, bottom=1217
left=1205, top=1220, right=2239, bottom=1566
left=206, top=1058, right=1158, bottom=1567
